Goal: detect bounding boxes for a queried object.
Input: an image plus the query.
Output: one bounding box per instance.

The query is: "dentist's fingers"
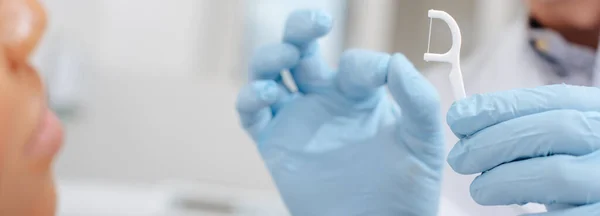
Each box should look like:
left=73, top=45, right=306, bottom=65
left=283, top=9, right=332, bottom=54
left=283, top=9, right=334, bottom=93
left=388, top=53, right=442, bottom=136
left=447, top=85, right=600, bottom=138
left=387, top=53, right=444, bottom=163
left=236, top=80, right=285, bottom=138
left=447, top=110, right=600, bottom=175
left=336, top=49, right=391, bottom=100
left=468, top=152, right=600, bottom=206
left=250, top=43, right=300, bottom=81
left=249, top=43, right=301, bottom=112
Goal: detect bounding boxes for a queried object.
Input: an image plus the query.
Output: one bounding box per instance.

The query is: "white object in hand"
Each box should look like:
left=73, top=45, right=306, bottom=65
left=424, top=9, right=466, bottom=100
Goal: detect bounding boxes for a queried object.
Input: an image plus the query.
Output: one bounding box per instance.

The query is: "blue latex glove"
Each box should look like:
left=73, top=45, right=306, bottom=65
left=235, top=9, right=445, bottom=216
left=446, top=84, right=600, bottom=216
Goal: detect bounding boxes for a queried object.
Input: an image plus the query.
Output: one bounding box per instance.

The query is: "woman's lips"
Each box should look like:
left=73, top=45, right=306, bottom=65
left=26, top=108, right=63, bottom=157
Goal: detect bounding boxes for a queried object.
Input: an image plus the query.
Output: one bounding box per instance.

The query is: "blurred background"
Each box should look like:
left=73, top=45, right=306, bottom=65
left=32, top=0, right=523, bottom=215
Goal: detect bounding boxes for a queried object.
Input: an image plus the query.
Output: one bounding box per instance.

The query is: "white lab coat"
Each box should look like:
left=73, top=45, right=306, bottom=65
left=426, top=14, right=578, bottom=216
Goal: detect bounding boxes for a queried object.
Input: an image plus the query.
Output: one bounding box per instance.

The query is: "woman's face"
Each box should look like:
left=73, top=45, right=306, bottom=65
left=0, top=0, right=64, bottom=216
left=529, top=0, right=600, bottom=31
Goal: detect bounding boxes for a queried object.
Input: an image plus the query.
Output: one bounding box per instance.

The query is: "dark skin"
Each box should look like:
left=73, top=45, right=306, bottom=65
left=528, top=0, right=600, bottom=49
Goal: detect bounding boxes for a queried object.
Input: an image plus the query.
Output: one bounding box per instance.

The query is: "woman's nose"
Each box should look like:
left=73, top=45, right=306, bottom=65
left=0, top=0, right=47, bottom=67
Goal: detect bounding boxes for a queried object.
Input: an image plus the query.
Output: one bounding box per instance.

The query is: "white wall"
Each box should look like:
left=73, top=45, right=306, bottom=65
left=37, top=0, right=275, bottom=190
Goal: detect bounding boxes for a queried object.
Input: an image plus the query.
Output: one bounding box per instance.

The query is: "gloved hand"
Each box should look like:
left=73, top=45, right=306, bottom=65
left=235, top=9, right=445, bottom=216
left=446, top=84, right=600, bottom=216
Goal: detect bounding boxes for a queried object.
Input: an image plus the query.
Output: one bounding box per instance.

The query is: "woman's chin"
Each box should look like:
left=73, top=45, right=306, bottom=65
left=23, top=109, right=62, bottom=216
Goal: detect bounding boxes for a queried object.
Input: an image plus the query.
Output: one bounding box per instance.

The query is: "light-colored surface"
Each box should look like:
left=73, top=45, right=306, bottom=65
left=474, top=0, right=524, bottom=47
left=56, top=180, right=480, bottom=216
left=39, top=0, right=274, bottom=189
left=56, top=180, right=289, bottom=216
